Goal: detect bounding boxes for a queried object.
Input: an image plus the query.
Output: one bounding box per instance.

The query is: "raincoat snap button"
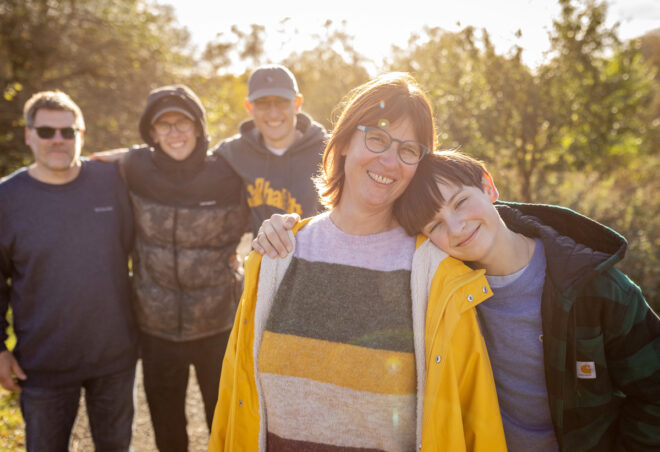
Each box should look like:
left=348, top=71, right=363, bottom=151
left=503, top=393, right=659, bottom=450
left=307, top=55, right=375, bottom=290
left=467, top=294, right=474, bottom=302
left=435, top=355, right=442, bottom=363
left=538, top=334, right=543, bottom=342
left=239, top=400, right=243, bottom=406
left=482, top=286, right=488, bottom=293
left=244, top=319, right=248, bottom=324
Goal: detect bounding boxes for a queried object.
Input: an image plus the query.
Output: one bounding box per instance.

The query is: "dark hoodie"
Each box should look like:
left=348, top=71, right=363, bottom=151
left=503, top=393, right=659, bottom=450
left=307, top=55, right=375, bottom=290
left=121, top=84, right=248, bottom=341
left=495, top=202, right=660, bottom=451
left=125, top=84, right=242, bottom=206
left=215, top=112, right=327, bottom=234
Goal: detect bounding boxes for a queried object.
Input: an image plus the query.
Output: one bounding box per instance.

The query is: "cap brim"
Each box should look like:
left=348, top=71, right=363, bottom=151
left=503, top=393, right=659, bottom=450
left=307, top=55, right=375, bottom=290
left=151, top=106, right=195, bottom=124
left=248, top=88, right=297, bottom=102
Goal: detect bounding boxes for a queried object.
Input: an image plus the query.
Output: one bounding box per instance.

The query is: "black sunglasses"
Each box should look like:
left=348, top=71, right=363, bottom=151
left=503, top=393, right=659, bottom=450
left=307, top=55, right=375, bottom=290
left=32, top=126, right=80, bottom=140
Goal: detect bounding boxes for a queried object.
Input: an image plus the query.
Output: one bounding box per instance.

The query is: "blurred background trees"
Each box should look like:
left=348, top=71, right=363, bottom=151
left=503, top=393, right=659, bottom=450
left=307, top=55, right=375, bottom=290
left=1, top=0, right=658, bottom=307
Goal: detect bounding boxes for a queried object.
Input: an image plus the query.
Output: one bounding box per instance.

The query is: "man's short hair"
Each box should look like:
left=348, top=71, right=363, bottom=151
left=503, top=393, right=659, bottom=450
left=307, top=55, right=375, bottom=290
left=395, top=150, right=489, bottom=235
left=247, top=64, right=299, bottom=102
left=23, top=91, right=85, bottom=130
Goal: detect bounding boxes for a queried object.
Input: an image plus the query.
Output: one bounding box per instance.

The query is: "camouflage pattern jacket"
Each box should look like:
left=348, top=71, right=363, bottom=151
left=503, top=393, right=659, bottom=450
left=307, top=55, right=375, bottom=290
left=124, top=84, right=249, bottom=341
left=130, top=191, right=248, bottom=341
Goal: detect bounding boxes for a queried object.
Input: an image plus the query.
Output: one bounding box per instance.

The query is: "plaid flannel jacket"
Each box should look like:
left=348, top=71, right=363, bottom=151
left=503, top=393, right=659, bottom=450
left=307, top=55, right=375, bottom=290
left=498, top=202, right=660, bottom=451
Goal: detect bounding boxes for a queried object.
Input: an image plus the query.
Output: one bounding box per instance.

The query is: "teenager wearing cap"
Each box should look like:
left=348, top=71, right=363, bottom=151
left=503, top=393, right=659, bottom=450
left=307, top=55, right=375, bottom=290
left=95, top=84, right=248, bottom=451
left=214, top=64, right=328, bottom=234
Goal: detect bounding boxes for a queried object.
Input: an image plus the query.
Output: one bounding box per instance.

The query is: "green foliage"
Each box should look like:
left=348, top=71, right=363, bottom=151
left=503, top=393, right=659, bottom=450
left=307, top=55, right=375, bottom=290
left=389, top=0, right=654, bottom=205
left=538, top=155, right=660, bottom=310
left=0, top=0, right=194, bottom=172
left=283, top=21, right=370, bottom=129
left=189, top=72, right=249, bottom=145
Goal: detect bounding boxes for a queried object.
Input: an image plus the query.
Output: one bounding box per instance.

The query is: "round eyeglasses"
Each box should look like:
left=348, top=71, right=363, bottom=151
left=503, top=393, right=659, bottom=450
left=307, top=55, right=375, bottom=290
left=357, top=125, right=429, bottom=165
left=152, top=118, right=195, bottom=136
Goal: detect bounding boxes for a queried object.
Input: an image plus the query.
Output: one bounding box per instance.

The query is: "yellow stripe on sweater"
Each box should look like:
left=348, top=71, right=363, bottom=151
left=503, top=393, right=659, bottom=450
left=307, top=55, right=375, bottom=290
left=259, top=331, right=415, bottom=395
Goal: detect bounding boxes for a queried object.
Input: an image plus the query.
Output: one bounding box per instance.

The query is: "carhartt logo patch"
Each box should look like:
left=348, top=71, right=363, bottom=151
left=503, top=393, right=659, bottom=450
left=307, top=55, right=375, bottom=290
left=576, top=361, right=596, bottom=379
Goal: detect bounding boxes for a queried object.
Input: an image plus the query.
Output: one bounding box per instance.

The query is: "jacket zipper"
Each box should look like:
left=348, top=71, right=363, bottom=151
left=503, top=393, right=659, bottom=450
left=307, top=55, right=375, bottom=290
left=172, top=208, right=183, bottom=337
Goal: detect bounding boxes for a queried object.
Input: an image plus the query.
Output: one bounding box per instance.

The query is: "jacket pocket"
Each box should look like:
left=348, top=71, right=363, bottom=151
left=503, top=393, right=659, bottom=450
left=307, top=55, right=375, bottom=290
left=573, top=333, right=612, bottom=406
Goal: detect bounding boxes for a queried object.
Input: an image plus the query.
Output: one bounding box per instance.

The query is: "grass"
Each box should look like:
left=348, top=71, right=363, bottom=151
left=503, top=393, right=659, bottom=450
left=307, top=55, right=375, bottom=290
left=1, top=309, right=25, bottom=450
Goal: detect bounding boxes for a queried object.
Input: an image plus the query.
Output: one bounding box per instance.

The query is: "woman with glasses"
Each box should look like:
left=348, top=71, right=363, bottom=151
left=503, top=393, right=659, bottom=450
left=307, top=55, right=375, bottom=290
left=208, top=73, right=506, bottom=451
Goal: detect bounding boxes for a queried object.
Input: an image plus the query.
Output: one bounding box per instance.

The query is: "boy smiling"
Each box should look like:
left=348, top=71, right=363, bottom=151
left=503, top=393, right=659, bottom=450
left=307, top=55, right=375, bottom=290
left=395, top=150, right=660, bottom=451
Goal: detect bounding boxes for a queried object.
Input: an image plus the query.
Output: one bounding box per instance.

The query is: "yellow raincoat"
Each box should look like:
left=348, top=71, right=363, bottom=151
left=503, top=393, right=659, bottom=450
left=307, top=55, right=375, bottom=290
left=208, top=219, right=506, bottom=451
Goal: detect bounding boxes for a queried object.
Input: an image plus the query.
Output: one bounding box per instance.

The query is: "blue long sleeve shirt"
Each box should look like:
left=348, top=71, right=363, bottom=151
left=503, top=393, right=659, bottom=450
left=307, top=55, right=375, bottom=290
left=0, top=160, right=138, bottom=387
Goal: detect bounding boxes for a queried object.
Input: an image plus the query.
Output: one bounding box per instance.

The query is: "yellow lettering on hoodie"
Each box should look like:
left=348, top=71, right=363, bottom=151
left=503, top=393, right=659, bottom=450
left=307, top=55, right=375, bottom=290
left=247, top=177, right=302, bottom=214
left=247, top=177, right=265, bottom=207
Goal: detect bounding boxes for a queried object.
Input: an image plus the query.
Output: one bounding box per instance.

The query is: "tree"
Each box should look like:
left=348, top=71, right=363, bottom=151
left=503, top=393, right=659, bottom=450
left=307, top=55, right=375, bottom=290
left=0, top=0, right=193, bottom=174
left=389, top=0, right=654, bottom=203
left=197, top=20, right=370, bottom=137
left=637, top=29, right=660, bottom=157
left=282, top=20, right=370, bottom=130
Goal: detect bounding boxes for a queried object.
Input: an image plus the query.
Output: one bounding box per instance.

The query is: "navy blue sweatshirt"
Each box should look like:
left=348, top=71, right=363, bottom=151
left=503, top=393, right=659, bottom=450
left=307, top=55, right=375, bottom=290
left=0, top=160, right=138, bottom=387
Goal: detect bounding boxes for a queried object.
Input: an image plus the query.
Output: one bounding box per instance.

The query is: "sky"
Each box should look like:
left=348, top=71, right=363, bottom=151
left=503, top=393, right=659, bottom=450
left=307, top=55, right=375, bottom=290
left=159, top=0, right=659, bottom=72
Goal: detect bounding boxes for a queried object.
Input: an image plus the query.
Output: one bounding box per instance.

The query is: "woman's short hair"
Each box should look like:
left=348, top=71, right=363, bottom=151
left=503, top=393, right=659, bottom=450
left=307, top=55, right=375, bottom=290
left=395, top=150, right=488, bottom=235
left=23, top=91, right=85, bottom=130
left=315, top=72, right=436, bottom=209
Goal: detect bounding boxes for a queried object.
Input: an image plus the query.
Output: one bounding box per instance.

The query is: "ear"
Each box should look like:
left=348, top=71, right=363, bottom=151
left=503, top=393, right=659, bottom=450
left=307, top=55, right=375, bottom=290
left=25, top=127, right=32, bottom=146
left=244, top=98, right=254, bottom=116
left=294, top=94, right=304, bottom=112
left=482, top=172, right=499, bottom=203
left=78, top=129, right=85, bottom=148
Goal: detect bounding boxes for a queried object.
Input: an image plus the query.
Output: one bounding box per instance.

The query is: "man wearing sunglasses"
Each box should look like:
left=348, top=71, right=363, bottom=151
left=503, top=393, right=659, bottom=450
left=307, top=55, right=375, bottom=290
left=0, top=91, right=137, bottom=450
left=214, top=64, right=327, bottom=234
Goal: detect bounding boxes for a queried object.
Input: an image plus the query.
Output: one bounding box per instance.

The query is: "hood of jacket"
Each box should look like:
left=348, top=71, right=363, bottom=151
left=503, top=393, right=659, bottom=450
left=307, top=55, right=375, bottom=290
left=495, top=201, right=627, bottom=295
left=138, top=84, right=210, bottom=175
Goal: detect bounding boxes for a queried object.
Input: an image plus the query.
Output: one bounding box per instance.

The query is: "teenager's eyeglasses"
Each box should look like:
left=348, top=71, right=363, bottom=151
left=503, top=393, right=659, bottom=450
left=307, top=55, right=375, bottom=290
left=152, top=118, right=194, bottom=136
left=357, top=125, right=429, bottom=165
left=252, top=97, right=292, bottom=112
left=32, top=126, right=79, bottom=140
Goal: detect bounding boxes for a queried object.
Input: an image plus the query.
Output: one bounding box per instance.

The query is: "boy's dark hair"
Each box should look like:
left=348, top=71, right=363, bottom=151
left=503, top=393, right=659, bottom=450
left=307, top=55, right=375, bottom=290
left=396, top=150, right=489, bottom=235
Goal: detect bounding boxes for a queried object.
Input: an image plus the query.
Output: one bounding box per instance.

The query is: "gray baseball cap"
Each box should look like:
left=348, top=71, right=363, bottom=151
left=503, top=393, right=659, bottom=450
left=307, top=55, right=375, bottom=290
left=149, top=96, right=195, bottom=124
left=247, top=64, right=299, bottom=102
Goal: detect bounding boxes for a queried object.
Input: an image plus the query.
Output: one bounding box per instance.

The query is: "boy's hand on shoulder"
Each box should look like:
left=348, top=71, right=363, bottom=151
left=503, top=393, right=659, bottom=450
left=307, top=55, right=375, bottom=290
left=252, top=213, right=299, bottom=258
